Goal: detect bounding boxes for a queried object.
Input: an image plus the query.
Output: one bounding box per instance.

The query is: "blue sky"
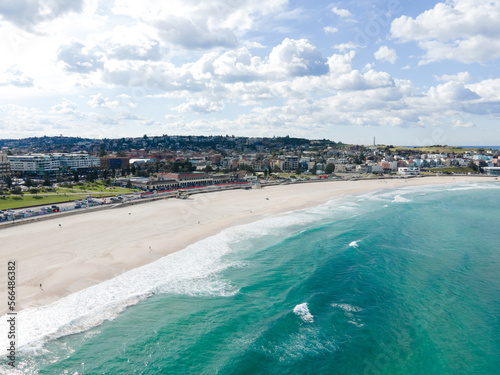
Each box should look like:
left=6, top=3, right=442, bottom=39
left=1, top=0, right=500, bottom=146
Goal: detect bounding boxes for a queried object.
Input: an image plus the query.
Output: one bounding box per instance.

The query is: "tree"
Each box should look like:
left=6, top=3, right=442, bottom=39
left=326, top=163, right=335, bottom=174
left=73, top=171, right=79, bottom=183
left=5, top=176, right=13, bottom=189
left=295, top=164, right=303, bottom=175
left=468, top=161, right=479, bottom=173
left=240, top=164, right=255, bottom=173
left=43, top=175, right=52, bottom=186
left=130, top=163, right=137, bottom=175
left=88, top=169, right=96, bottom=182
left=111, top=167, right=116, bottom=178
left=29, top=188, right=40, bottom=195
left=102, top=170, right=109, bottom=179
left=310, top=163, right=317, bottom=175
left=25, top=177, right=33, bottom=187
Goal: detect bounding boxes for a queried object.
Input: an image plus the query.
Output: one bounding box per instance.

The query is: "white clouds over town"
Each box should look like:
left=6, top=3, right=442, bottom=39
left=0, top=0, right=499, bottom=145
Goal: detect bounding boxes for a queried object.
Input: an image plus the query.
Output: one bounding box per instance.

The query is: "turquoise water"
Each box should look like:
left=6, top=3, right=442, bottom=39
left=2, top=182, right=500, bottom=374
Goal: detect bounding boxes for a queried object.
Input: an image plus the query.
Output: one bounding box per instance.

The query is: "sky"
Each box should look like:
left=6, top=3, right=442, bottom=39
left=1, top=0, right=500, bottom=146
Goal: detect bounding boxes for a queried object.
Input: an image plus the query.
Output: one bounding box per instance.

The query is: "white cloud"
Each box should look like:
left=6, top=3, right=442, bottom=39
left=174, top=98, right=224, bottom=114
left=452, top=119, right=474, bottom=128
left=374, top=46, right=398, bottom=64
left=333, top=42, right=358, bottom=52
left=428, top=81, right=480, bottom=102
left=331, top=7, right=352, bottom=18
left=324, top=26, right=338, bottom=34
left=96, top=25, right=163, bottom=61
left=57, top=41, right=104, bottom=73
left=49, top=99, right=79, bottom=115
left=0, top=0, right=85, bottom=31
left=0, top=66, right=34, bottom=87
left=156, top=16, right=237, bottom=50
left=87, top=93, right=121, bottom=109
left=467, top=78, right=500, bottom=101
left=268, top=38, right=329, bottom=77
left=112, top=0, right=287, bottom=50
left=435, top=72, right=471, bottom=83
left=391, top=0, right=500, bottom=64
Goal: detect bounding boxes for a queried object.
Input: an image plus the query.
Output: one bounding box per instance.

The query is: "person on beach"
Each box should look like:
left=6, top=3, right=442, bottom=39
left=40, top=283, right=44, bottom=291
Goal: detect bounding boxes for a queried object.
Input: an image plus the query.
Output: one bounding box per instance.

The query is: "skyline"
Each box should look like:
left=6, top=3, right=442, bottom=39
left=1, top=0, right=500, bottom=145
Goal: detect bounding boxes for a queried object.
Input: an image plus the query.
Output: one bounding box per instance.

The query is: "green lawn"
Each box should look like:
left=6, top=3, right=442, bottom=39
left=0, top=182, right=137, bottom=210
left=0, top=194, right=83, bottom=210
left=57, top=181, right=135, bottom=194
left=421, top=167, right=478, bottom=174
left=389, top=146, right=476, bottom=153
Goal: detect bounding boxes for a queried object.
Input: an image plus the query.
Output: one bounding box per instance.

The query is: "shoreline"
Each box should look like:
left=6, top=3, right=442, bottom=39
left=0, top=176, right=498, bottom=315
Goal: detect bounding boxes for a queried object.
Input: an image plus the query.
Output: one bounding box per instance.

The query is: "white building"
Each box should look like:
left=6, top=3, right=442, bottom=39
left=484, top=167, right=500, bottom=176
left=8, top=153, right=100, bottom=175
left=397, top=167, right=420, bottom=176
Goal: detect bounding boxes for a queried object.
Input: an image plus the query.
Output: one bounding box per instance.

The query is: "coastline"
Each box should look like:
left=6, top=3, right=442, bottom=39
left=0, top=176, right=497, bottom=315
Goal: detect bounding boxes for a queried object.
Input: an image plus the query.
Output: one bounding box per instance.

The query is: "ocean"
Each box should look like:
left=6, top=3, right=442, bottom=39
left=2, top=182, right=500, bottom=374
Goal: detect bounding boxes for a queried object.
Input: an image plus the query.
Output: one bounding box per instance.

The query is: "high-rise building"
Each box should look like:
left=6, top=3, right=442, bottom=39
left=0, top=151, right=10, bottom=176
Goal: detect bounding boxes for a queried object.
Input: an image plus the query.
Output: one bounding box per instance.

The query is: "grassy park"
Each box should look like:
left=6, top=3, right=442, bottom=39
left=0, top=181, right=137, bottom=210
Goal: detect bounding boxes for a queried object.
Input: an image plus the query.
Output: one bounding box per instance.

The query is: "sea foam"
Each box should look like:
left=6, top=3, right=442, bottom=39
left=293, top=303, right=314, bottom=323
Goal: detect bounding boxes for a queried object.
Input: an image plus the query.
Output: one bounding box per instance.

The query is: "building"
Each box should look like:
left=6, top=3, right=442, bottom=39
left=118, top=172, right=235, bottom=191
left=282, top=155, right=299, bottom=172
left=397, top=167, right=420, bottom=176
left=129, top=158, right=155, bottom=166
left=221, top=157, right=239, bottom=170
left=160, top=172, right=233, bottom=187
left=100, top=157, right=130, bottom=170
left=0, top=151, right=10, bottom=176
left=118, top=177, right=179, bottom=190
left=484, top=167, right=500, bottom=176
left=8, top=153, right=100, bottom=175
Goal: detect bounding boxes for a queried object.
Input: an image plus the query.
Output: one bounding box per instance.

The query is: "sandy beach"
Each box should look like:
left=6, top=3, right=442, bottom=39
left=0, top=176, right=497, bottom=314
